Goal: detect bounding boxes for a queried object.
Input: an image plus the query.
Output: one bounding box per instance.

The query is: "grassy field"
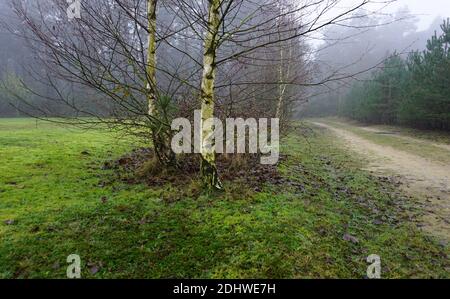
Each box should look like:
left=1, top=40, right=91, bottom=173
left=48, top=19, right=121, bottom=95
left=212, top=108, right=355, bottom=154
left=0, top=118, right=448, bottom=278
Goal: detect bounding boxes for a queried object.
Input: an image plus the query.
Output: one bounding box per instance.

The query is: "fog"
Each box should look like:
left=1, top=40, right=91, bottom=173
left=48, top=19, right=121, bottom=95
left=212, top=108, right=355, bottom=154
left=0, top=0, right=449, bottom=117
left=387, top=0, right=450, bottom=30
left=300, top=0, right=450, bottom=117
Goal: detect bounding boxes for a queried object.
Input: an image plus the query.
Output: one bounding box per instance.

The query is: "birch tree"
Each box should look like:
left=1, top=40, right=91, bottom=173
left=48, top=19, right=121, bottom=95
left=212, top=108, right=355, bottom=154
left=193, top=0, right=378, bottom=189
left=146, top=0, right=157, bottom=118
left=200, top=0, right=223, bottom=190
left=9, top=0, right=387, bottom=191
left=145, top=0, right=175, bottom=165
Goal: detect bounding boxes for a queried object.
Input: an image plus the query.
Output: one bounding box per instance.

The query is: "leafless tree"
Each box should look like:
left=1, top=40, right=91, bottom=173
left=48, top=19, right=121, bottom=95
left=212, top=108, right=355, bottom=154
left=5, top=0, right=395, bottom=190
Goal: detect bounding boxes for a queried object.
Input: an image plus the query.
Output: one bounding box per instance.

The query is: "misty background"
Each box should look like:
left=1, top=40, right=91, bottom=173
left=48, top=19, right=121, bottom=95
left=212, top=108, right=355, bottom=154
left=0, top=0, right=449, bottom=118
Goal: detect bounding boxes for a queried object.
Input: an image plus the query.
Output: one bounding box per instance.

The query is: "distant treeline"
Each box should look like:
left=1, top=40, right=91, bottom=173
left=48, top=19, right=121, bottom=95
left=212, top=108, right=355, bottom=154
left=340, top=19, right=450, bottom=130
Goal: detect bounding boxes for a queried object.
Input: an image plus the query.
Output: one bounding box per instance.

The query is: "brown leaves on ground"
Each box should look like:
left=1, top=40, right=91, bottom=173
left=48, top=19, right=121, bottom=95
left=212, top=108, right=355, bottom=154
left=103, top=148, right=287, bottom=189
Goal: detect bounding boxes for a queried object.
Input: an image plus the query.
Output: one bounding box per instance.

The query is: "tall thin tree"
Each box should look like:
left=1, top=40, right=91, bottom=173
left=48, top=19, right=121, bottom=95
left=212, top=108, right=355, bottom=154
left=200, top=0, right=223, bottom=190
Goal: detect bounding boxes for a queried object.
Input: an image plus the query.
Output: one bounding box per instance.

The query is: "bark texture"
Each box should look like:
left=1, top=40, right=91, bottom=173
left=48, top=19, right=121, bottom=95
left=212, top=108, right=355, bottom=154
left=146, top=0, right=157, bottom=117
left=146, top=0, right=175, bottom=165
left=200, top=0, right=223, bottom=190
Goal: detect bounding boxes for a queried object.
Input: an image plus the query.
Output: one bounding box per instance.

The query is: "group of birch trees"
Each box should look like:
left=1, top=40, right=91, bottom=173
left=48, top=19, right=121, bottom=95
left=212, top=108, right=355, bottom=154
left=5, top=0, right=378, bottom=190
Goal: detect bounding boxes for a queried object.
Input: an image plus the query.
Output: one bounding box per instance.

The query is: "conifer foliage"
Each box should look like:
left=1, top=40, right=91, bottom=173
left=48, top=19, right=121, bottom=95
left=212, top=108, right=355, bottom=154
left=340, top=19, right=450, bottom=130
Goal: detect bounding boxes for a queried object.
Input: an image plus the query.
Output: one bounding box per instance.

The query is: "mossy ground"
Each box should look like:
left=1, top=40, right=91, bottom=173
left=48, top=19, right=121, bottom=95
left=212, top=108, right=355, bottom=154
left=0, top=119, right=448, bottom=278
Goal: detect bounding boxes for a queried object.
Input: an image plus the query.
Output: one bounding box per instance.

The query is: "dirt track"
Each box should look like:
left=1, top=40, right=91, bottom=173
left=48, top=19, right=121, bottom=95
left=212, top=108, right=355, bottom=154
left=312, top=121, right=450, bottom=242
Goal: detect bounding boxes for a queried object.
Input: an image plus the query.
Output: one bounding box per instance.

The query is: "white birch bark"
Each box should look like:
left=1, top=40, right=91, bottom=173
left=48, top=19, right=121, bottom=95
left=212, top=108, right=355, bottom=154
left=200, top=0, right=223, bottom=190
left=146, top=0, right=157, bottom=117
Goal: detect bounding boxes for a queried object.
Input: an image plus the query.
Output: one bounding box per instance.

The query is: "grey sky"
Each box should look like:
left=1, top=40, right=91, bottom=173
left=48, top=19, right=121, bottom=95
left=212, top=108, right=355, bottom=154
left=381, top=0, right=450, bottom=30
left=310, top=0, right=450, bottom=43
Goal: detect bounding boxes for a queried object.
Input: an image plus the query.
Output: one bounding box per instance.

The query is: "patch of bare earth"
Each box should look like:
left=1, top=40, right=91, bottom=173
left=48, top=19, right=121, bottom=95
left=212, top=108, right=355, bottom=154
left=103, top=148, right=288, bottom=190
left=312, top=121, right=450, bottom=243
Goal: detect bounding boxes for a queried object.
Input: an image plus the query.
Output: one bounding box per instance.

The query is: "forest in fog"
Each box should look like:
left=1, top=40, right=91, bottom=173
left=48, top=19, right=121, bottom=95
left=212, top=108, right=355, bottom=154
left=2, top=1, right=448, bottom=128
left=2, top=1, right=449, bottom=132
left=0, top=0, right=310, bottom=123
left=300, top=9, right=450, bottom=131
left=339, top=20, right=450, bottom=130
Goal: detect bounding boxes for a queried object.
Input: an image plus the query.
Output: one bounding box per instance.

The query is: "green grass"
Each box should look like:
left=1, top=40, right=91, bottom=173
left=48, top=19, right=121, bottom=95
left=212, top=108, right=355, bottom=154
left=0, top=118, right=448, bottom=278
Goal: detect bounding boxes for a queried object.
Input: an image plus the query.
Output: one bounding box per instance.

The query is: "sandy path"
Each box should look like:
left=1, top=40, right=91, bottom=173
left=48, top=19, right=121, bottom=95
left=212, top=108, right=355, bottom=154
left=312, top=121, right=450, bottom=242
left=359, top=126, right=450, bottom=152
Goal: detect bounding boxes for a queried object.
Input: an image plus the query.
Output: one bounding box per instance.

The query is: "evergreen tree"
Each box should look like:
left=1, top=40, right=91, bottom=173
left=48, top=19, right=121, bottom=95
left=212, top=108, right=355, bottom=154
left=340, top=19, right=450, bottom=131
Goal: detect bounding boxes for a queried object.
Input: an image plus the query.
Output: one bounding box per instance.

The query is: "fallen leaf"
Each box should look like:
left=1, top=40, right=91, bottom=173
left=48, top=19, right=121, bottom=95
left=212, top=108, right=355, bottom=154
left=373, top=219, right=383, bottom=225
left=343, top=233, right=359, bottom=244
left=4, top=219, right=16, bottom=225
left=89, top=265, right=99, bottom=275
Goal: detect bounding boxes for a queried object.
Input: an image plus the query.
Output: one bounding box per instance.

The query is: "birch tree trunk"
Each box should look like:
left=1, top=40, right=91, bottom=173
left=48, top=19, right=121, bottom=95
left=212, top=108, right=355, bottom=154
left=276, top=40, right=292, bottom=120
left=146, top=0, right=175, bottom=165
left=276, top=42, right=284, bottom=119
left=146, top=0, right=157, bottom=117
left=200, top=0, right=223, bottom=190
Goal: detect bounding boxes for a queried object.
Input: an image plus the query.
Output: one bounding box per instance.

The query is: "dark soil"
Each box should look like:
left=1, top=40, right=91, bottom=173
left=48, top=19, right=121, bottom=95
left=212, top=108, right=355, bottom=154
left=103, top=148, right=288, bottom=188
